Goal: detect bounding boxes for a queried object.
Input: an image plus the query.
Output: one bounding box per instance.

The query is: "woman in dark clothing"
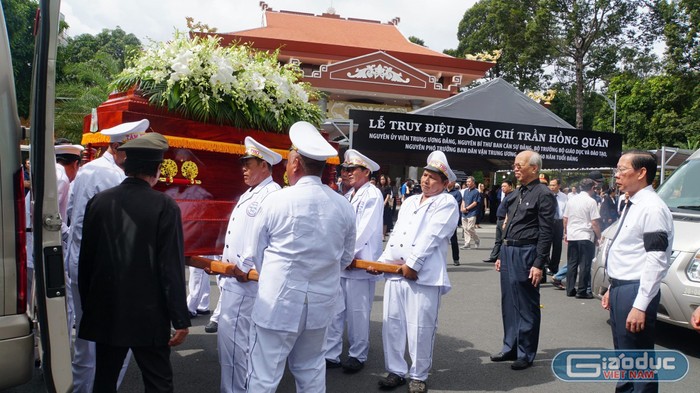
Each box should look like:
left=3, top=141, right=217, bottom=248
left=379, top=174, right=394, bottom=237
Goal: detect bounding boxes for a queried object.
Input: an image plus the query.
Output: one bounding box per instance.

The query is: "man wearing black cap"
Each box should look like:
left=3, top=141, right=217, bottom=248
left=77, top=133, right=190, bottom=392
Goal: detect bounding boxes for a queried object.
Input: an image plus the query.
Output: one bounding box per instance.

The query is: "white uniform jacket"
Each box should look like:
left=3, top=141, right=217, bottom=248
left=240, top=176, right=356, bottom=333
left=344, top=182, right=384, bottom=280
left=66, top=153, right=125, bottom=279
left=56, top=163, right=71, bottom=238
left=221, top=176, right=280, bottom=296
left=379, top=192, right=459, bottom=294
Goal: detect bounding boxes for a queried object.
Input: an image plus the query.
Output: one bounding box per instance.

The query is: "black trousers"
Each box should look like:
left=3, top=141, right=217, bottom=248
left=499, top=244, right=540, bottom=363
left=609, top=282, right=660, bottom=393
left=94, top=343, right=173, bottom=393
left=488, top=218, right=505, bottom=260
left=548, top=219, right=564, bottom=273
left=450, top=228, right=460, bottom=261
left=565, top=240, right=595, bottom=296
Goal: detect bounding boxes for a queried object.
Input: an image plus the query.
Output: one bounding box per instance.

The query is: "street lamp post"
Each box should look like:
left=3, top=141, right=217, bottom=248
left=599, top=92, right=617, bottom=133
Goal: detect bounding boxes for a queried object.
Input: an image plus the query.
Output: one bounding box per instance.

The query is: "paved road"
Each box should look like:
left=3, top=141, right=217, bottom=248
left=9, top=223, right=700, bottom=392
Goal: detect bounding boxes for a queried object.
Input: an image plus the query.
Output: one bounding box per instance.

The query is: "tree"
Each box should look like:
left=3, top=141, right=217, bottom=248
left=54, top=29, right=141, bottom=141
left=450, top=0, right=556, bottom=91
left=2, top=0, right=37, bottom=119
left=550, top=0, right=641, bottom=129
left=652, top=0, right=700, bottom=73
left=408, top=36, right=425, bottom=47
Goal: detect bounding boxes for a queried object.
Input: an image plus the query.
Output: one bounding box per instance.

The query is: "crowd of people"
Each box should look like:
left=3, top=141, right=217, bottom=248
left=24, top=117, right=700, bottom=393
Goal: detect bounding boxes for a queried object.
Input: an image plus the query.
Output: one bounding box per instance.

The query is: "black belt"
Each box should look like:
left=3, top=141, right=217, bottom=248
left=503, top=239, right=538, bottom=247
left=610, top=279, right=640, bottom=288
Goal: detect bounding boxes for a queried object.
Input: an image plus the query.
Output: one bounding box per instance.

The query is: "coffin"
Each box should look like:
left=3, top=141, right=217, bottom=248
left=81, top=91, right=338, bottom=255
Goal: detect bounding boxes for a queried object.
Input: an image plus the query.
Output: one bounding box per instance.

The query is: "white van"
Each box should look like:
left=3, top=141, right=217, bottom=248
left=1, top=1, right=72, bottom=391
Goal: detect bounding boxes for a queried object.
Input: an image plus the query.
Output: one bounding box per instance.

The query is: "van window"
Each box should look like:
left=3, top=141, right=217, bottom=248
left=657, top=156, right=700, bottom=212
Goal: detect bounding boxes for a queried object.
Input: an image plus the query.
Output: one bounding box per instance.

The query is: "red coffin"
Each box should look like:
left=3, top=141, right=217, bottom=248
left=82, top=91, right=338, bottom=256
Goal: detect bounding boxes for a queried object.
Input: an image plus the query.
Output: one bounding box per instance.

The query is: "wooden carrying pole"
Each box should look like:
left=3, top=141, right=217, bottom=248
left=187, top=256, right=259, bottom=281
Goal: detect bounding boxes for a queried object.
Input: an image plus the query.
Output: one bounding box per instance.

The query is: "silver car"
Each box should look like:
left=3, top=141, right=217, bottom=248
left=591, top=149, right=700, bottom=329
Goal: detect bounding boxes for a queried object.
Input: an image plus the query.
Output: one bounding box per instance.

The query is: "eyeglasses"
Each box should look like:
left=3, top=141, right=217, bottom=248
left=613, top=166, right=633, bottom=176
left=512, top=163, right=528, bottom=170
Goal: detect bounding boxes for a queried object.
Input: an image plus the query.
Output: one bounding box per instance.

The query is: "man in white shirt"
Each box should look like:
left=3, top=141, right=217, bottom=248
left=374, top=151, right=459, bottom=393
left=239, top=121, right=356, bottom=392
left=548, top=178, right=568, bottom=276
left=562, top=178, right=600, bottom=298
left=324, top=149, right=383, bottom=373
left=66, top=119, right=149, bottom=393
left=216, top=137, right=282, bottom=393
left=602, top=150, right=673, bottom=393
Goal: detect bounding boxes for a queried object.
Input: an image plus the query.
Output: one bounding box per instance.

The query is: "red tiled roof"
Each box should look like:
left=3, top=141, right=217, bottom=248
left=229, top=10, right=452, bottom=58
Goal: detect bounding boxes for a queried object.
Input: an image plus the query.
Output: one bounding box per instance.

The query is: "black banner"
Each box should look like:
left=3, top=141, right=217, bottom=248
left=349, top=110, right=623, bottom=169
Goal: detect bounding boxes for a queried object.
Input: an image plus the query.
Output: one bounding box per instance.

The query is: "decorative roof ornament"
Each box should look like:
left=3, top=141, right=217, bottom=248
left=527, top=90, right=557, bottom=105
left=464, top=49, right=502, bottom=63
left=347, top=64, right=410, bottom=83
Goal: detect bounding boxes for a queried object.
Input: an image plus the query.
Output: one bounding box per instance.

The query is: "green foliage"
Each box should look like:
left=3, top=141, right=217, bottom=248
left=408, top=36, right=426, bottom=47
left=2, top=0, right=37, bottom=119
left=451, top=0, right=555, bottom=91
left=54, top=30, right=141, bottom=142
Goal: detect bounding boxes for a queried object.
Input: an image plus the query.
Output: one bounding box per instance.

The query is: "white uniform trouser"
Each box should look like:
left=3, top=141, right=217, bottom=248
left=383, top=279, right=441, bottom=382
left=187, top=266, right=210, bottom=313
left=218, top=288, right=254, bottom=393
left=324, top=278, right=375, bottom=362
left=71, top=279, right=131, bottom=393
left=246, top=303, right=326, bottom=393
left=461, top=216, right=479, bottom=246
left=210, top=288, right=222, bottom=323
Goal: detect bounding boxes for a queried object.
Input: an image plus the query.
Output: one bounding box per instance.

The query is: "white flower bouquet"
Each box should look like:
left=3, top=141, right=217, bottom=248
left=111, top=31, right=324, bottom=133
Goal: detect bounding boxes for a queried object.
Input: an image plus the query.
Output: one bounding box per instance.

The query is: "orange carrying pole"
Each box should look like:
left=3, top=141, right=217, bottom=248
left=350, top=259, right=402, bottom=274
left=187, top=256, right=259, bottom=281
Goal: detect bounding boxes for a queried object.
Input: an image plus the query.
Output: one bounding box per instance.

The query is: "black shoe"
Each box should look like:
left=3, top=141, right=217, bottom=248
left=453, top=260, right=460, bottom=266
left=204, top=321, right=218, bottom=333
left=378, top=372, right=406, bottom=389
left=196, top=309, right=211, bottom=315
left=326, top=359, right=342, bottom=369
left=511, top=359, right=533, bottom=370
left=576, top=293, right=594, bottom=299
left=566, top=292, right=576, bottom=297
left=341, top=357, right=364, bottom=373
left=490, top=351, right=517, bottom=362
left=189, top=311, right=197, bottom=318
left=483, top=258, right=497, bottom=263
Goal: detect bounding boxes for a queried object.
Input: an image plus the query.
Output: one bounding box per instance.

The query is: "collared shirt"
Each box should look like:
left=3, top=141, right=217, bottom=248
left=563, top=192, right=600, bottom=242
left=344, top=181, right=384, bottom=280
left=606, top=185, right=673, bottom=311
left=221, top=176, right=280, bottom=295
left=379, top=192, right=459, bottom=294
left=553, top=191, right=568, bottom=220
left=503, top=179, right=556, bottom=269
left=462, top=187, right=481, bottom=218
left=496, top=191, right=514, bottom=219
left=66, top=153, right=125, bottom=279
left=240, top=176, right=356, bottom=333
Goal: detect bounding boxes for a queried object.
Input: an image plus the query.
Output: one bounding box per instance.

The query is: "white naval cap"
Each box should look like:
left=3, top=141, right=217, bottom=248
left=289, top=121, right=336, bottom=161
left=240, top=136, right=282, bottom=165
left=424, top=151, right=456, bottom=182
left=342, top=149, right=380, bottom=172
left=100, top=119, right=149, bottom=143
left=54, top=144, right=84, bottom=157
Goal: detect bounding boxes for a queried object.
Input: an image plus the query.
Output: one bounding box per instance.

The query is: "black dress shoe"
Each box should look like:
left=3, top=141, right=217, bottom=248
left=511, top=359, right=533, bottom=370
left=341, top=357, right=364, bottom=373
left=204, top=321, right=218, bottom=333
left=196, top=309, right=211, bottom=315
left=490, top=351, right=517, bottom=362
left=483, top=258, right=497, bottom=263
left=378, top=372, right=406, bottom=389
left=576, top=293, right=594, bottom=299
left=326, top=359, right=342, bottom=369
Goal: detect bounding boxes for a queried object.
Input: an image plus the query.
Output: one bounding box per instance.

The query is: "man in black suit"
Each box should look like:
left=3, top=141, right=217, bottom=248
left=78, top=133, right=190, bottom=392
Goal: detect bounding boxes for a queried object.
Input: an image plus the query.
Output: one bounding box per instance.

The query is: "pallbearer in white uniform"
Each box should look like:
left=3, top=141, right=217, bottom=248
left=375, top=151, right=459, bottom=393
left=218, top=136, right=282, bottom=393
left=324, top=149, right=383, bottom=372
left=239, top=121, right=356, bottom=393
left=66, top=119, right=148, bottom=393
